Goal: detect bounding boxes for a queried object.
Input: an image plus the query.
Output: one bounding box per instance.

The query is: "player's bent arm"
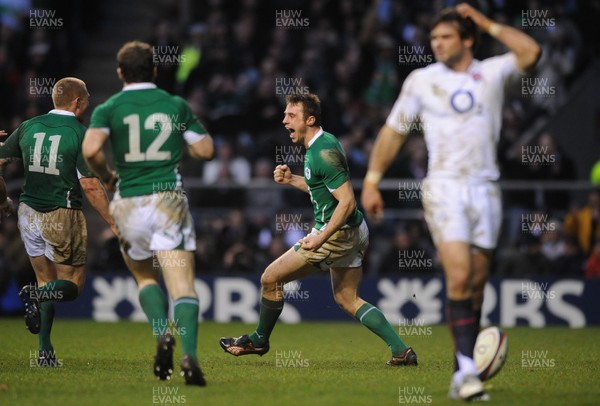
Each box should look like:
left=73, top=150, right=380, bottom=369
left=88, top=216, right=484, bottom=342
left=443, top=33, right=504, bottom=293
left=288, top=175, right=309, bottom=193
left=456, top=3, right=541, bottom=71
left=318, top=180, right=357, bottom=242
left=363, top=124, right=407, bottom=189
left=274, top=164, right=309, bottom=193
left=79, top=177, right=118, bottom=234
left=187, top=133, right=214, bottom=161
left=492, top=25, right=541, bottom=71
left=82, top=129, right=114, bottom=184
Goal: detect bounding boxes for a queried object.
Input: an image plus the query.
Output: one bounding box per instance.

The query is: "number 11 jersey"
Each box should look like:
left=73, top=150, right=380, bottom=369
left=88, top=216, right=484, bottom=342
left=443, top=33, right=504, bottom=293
left=0, top=110, right=93, bottom=212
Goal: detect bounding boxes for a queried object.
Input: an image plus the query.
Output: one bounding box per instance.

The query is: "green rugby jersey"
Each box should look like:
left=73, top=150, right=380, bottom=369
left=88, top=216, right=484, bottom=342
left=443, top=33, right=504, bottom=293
left=0, top=110, right=94, bottom=212
left=304, top=129, right=363, bottom=230
left=89, top=83, right=207, bottom=197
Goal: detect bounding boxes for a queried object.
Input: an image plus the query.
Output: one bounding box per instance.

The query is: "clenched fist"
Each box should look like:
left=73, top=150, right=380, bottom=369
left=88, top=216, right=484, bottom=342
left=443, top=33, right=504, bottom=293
left=273, top=164, right=292, bottom=185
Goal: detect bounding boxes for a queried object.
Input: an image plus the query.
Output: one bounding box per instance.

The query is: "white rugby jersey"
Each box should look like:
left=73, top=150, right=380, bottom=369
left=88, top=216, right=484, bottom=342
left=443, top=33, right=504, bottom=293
left=386, top=53, right=522, bottom=181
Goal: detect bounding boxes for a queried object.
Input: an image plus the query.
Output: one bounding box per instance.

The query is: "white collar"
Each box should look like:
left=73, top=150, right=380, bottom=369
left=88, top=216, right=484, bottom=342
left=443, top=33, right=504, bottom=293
left=48, top=109, right=75, bottom=116
left=307, top=127, right=324, bottom=148
left=122, top=83, right=157, bottom=91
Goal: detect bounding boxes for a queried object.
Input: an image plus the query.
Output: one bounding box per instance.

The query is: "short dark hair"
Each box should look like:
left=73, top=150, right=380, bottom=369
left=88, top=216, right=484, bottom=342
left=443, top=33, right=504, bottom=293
left=431, top=7, right=479, bottom=49
left=285, top=93, right=321, bottom=126
left=117, top=41, right=155, bottom=83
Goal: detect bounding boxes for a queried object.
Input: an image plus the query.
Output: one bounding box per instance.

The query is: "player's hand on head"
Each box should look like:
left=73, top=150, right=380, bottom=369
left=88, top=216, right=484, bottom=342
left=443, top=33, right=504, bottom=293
left=360, top=185, right=384, bottom=225
left=273, top=164, right=292, bottom=184
left=456, top=3, right=490, bottom=30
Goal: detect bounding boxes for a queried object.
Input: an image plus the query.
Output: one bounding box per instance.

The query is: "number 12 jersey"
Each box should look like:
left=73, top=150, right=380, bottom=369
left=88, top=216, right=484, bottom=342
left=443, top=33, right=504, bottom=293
left=89, top=83, right=208, bottom=197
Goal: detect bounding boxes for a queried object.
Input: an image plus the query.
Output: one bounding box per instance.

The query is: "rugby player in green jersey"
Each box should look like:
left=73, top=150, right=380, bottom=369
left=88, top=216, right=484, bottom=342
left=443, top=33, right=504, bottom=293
left=82, top=41, right=214, bottom=386
left=0, top=77, right=116, bottom=366
left=220, top=93, right=417, bottom=367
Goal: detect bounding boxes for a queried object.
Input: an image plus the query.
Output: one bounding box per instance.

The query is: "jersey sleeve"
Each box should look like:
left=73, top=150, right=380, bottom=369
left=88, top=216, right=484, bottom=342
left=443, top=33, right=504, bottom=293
left=178, top=97, right=208, bottom=145
left=88, top=102, right=111, bottom=133
left=386, top=70, right=422, bottom=135
left=481, top=53, right=523, bottom=84
left=317, top=146, right=350, bottom=191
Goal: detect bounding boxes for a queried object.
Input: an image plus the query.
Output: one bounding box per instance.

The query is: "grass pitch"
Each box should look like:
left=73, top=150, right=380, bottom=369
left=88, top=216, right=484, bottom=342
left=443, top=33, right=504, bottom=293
left=0, top=319, right=598, bottom=405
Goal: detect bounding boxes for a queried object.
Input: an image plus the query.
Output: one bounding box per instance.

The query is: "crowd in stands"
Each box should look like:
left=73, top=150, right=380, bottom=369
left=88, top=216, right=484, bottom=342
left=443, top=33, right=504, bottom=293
left=1, top=0, right=599, bottom=281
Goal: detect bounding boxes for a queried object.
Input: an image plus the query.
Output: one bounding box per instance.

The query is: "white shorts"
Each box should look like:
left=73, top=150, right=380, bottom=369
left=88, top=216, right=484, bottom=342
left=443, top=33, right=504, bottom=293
left=110, top=191, right=196, bottom=261
left=421, top=179, right=502, bottom=250
left=18, top=203, right=87, bottom=265
left=294, top=219, right=369, bottom=270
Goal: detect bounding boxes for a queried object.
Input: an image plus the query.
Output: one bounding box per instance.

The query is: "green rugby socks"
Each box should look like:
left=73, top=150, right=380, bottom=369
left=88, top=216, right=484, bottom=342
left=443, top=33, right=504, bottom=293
left=174, top=296, right=199, bottom=361
left=36, top=280, right=78, bottom=302
left=249, top=297, right=284, bottom=346
left=355, top=303, right=408, bottom=355
left=139, top=284, right=168, bottom=341
left=38, top=301, right=55, bottom=351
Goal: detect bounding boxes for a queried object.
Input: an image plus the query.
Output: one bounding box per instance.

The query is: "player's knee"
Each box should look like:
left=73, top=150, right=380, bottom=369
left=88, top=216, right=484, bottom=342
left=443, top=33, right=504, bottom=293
left=260, top=269, right=278, bottom=290
left=333, top=291, right=353, bottom=313
left=446, top=269, right=471, bottom=289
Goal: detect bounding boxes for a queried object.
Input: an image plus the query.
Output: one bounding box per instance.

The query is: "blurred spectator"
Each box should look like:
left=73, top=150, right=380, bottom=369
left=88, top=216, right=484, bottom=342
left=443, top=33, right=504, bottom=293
left=540, top=219, right=566, bottom=261
left=564, top=189, right=600, bottom=257
left=246, top=157, right=283, bottom=209
left=591, top=159, right=600, bottom=185
left=362, top=34, right=400, bottom=121
left=554, top=236, right=585, bottom=278
left=497, top=233, right=555, bottom=277
left=584, top=240, right=600, bottom=278
left=177, top=23, right=207, bottom=95
left=528, top=132, right=576, bottom=212
left=146, top=17, right=181, bottom=94
left=378, top=223, right=436, bottom=276
left=202, top=139, right=251, bottom=184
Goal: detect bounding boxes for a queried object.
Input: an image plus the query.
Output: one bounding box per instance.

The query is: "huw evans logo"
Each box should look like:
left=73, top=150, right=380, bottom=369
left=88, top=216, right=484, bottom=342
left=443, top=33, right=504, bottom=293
left=275, top=10, right=309, bottom=29
left=30, top=9, right=63, bottom=28
left=29, top=77, right=57, bottom=97
left=275, top=77, right=309, bottom=95
left=398, top=46, right=433, bottom=66
left=521, top=10, right=555, bottom=28
left=153, top=46, right=186, bottom=66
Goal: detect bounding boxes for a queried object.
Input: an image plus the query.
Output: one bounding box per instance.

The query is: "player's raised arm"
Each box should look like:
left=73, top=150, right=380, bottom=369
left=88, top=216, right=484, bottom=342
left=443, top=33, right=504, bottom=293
left=82, top=128, right=117, bottom=190
left=273, top=164, right=309, bottom=193
left=361, top=124, right=408, bottom=223
left=456, top=2, right=541, bottom=70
